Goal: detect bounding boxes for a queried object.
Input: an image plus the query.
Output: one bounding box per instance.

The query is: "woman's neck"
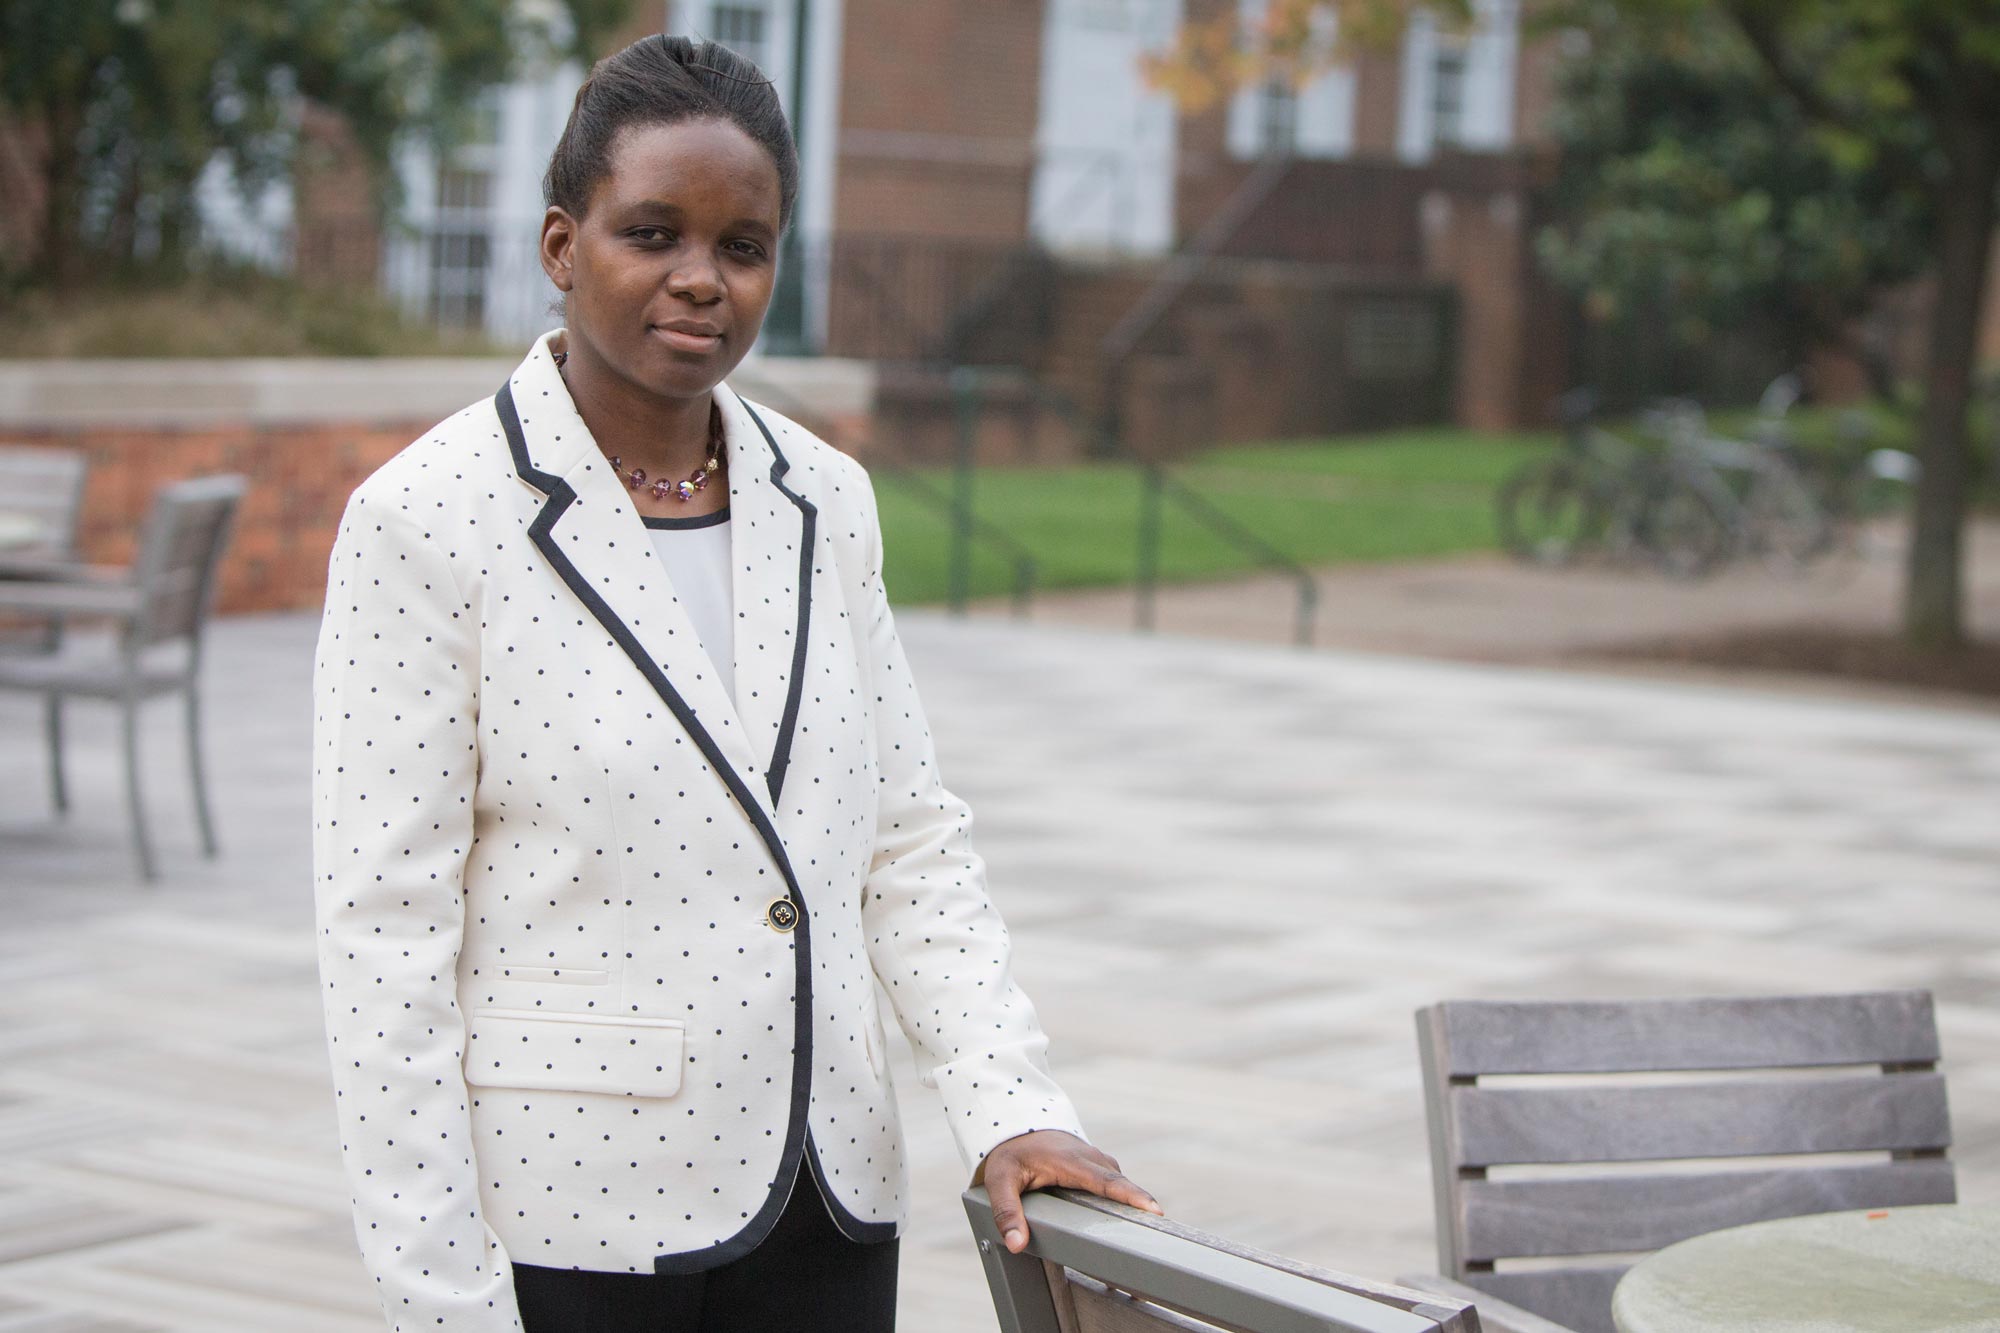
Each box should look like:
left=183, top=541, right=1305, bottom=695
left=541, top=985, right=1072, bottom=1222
left=557, top=334, right=715, bottom=480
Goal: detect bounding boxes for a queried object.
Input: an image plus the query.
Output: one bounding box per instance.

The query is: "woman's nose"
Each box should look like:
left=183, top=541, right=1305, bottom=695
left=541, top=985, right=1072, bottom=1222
left=667, top=257, right=723, bottom=303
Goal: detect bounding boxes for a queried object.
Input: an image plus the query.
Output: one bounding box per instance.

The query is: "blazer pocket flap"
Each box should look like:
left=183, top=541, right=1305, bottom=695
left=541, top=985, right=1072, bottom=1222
left=464, top=1009, right=685, bottom=1098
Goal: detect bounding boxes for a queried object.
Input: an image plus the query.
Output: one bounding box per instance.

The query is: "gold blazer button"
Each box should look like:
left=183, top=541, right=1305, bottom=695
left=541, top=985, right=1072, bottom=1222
left=764, top=898, right=800, bottom=932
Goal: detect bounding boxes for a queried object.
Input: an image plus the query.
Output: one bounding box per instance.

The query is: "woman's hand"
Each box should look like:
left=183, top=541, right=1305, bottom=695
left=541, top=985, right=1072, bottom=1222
left=980, top=1129, right=1163, bottom=1253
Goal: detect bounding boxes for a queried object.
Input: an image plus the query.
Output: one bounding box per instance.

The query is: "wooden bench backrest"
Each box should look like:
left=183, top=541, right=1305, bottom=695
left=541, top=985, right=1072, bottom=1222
left=1416, top=991, right=1955, bottom=1333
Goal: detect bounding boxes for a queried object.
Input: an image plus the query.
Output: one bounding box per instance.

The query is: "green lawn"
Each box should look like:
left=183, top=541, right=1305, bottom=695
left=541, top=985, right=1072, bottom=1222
left=874, top=428, right=1557, bottom=605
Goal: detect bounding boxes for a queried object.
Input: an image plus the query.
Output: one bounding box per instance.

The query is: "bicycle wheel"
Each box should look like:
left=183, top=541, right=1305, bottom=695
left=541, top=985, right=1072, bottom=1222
left=1497, top=459, right=1600, bottom=566
left=1744, top=469, right=1834, bottom=575
left=1635, top=467, right=1736, bottom=580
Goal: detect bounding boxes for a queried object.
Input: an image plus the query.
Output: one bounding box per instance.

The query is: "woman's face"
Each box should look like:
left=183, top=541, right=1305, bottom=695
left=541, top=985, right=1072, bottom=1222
left=542, top=117, right=783, bottom=402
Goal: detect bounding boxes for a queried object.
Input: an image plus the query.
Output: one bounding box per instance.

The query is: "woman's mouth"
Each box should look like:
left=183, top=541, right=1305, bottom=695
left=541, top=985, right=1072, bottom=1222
left=651, top=324, right=724, bottom=353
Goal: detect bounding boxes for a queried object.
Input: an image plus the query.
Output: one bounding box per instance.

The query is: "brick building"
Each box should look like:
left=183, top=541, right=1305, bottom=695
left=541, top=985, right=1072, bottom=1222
left=6, top=2, right=1994, bottom=614
left=261, top=0, right=1568, bottom=441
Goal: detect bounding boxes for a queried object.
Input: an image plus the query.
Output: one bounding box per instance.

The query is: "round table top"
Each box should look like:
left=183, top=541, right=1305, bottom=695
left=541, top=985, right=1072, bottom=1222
left=1612, top=1203, right=2000, bottom=1333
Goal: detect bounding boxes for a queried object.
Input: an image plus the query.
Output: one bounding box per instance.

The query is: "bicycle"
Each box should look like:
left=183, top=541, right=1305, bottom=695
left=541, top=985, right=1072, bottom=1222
left=1498, top=390, right=1738, bottom=579
left=1496, top=389, right=1647, bottom=567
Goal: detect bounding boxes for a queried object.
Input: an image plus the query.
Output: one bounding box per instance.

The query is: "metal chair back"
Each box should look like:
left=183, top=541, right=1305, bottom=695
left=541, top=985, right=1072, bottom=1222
left=0, top=444, right=90, bottom=559
left=966, top=1187, right=1480, bottom=1333
left=1416, top=991, right=1955, bottom=1333
left=125, top=474, right=246, bottom=657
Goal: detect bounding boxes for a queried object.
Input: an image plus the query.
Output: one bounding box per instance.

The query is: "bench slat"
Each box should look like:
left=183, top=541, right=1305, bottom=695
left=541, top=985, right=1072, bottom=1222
left=1453, top=1071, right=1950, bottom=1165
left=1430, top=992, right=1939, bottom=1077
left=1459, top=1157, right=1956, bottom=1260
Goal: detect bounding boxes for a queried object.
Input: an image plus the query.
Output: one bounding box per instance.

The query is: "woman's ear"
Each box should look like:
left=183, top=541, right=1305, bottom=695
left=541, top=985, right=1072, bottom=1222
left=540, top=206, right=578, bottom=293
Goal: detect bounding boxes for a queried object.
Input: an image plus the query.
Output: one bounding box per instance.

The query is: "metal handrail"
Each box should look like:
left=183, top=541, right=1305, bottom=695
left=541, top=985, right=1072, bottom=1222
left=1100, top=149, right=1294, bottom=367
left=1096, top=149, right=1294, bottom=449
left=948, top=366, right=1321, bottom=647
left=1137, top=461, right=1321, bottom=647
left=881, top=459, right=1038, bottom=617
left=832, top=240, right=960, bottom=367
left=733, top=369, right=1038, bottom=618
left=810, top=219, right=1321, bottom=642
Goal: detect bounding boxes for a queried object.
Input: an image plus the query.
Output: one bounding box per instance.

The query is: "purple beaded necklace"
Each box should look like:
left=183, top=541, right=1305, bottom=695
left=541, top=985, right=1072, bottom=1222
left=556, top=349, right=724, bottom=502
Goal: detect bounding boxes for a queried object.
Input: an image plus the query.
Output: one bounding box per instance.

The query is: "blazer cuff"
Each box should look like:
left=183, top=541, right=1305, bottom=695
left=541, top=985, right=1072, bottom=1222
left=947, top=1078, right=1090, bottom=1181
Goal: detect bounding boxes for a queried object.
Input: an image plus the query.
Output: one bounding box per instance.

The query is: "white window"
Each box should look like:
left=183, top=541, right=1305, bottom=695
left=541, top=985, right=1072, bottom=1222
left=428, top=167, right=493, bottom=328
left=1073, top=0, right=1131, bottom=30
left=426, top=95, right=499, bottom=328
left=1226, top=0, right=1354, bottom=160
left=1399, top=0, right=1519, bottom=160
left=1430, top=40, right=1468, bottom=148
left=1256, top=77, right=1299, bottom=154
left=709, top=2, right=770, bottom=73
left=1030, top=0, right=1182, bottom=255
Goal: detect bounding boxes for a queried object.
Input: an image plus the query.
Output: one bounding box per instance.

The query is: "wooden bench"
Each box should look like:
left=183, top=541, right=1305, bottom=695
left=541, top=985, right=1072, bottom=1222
left=1410, top=991, right=1956, bottom=1333
left=964, top=1186, right=1482, bottom=1333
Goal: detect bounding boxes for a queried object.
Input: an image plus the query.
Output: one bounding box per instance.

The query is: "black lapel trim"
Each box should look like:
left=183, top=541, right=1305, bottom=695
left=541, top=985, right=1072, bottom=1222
left=493, top=381, right=817, bottom=1275
left=497, top=381, right=564, bottom=493
left=740, top=401, right=816, bottom=808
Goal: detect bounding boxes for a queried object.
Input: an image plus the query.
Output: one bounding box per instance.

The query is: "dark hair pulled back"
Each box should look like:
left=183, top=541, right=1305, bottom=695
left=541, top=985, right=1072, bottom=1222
left=544, top=35, right=799, bottom=231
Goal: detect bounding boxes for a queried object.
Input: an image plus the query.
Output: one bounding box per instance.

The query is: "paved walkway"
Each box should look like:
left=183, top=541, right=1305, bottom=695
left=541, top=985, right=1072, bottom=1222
left=1, top=611, right=1997, bottom=1331
left=993, top=520, right=2000, bottom=697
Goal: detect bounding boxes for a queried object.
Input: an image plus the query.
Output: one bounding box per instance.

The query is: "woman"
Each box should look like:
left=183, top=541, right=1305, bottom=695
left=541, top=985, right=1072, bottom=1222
left=312, top=34, right=1157, bottom=1333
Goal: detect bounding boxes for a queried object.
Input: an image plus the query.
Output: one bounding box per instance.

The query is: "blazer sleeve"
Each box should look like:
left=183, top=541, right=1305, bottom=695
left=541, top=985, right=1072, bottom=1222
left=846, top=464, right=1089, bottom=1179
left=311, top=483, right=522, bottom=1331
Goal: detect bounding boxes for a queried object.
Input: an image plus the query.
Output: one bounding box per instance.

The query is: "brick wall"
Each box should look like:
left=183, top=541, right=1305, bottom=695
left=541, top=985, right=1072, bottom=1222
left=1512, top=23, right=1565, bottom=152
left=1351, top=50, right=1405, bottom=156
left=4, top=422, right=425, bottom=614
left=1168, top=151, right=1566, bottom=429
left=0, top=351, right=875, bottom=615
left=832, top=0, right=1043, bottom=243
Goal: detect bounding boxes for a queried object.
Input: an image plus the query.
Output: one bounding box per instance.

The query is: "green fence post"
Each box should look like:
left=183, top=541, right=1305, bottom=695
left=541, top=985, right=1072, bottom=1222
left=948, top=366, right=977, bottom=615
left=1135, top=462, right=1163, bottom=632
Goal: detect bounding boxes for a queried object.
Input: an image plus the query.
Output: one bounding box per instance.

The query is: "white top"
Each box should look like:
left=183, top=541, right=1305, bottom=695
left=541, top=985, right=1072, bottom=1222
left=645, top=510, right=736, bottom=707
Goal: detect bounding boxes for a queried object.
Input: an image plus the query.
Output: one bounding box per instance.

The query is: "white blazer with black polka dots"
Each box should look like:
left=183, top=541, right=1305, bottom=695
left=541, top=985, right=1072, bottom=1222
left=311, top=331, right=1084, bottom=1329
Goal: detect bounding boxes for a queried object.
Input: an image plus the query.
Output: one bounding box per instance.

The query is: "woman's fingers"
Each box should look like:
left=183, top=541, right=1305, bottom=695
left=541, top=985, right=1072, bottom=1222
left=984, top=1158, right=1031, bottom=1253
left=985, top=1150, right=1166, bottom=1255
left=1096, top=1169, right=1165, bottom=1215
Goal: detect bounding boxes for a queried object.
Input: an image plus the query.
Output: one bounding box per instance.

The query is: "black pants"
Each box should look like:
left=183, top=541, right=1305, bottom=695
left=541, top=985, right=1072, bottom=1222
left=512, top=1164, right=898, bottom=1333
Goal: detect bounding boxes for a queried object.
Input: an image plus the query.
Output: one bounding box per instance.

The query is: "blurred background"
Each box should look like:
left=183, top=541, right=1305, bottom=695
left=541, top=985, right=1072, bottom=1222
left=1, top=2, right=1998, bottom=1330
left=2, top=0, right=1994, bottom=685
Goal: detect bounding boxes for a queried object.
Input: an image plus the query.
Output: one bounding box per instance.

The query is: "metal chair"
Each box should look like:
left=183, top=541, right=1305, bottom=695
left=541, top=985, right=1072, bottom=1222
left=1408, top=991, right=1955, bottom=1333
left=0, top=474, right=247, bottom=881
left=0, top=444, right=92, bottom=655
left=965, top=1186, right=1481, bottom=1333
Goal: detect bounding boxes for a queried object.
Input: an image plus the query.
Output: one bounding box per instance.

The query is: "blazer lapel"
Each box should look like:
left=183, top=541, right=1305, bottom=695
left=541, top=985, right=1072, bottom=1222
left=715, top=384, right=816, bottom=807
left=493, top=334, right=768, bottom=820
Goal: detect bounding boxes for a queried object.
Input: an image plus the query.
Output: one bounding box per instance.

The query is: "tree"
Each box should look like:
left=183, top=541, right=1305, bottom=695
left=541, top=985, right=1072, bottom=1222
left=0, top=0, right=626, bottom=286
left=1147, top=0, right=2000, bottom=649
left=1535, top=14, right=1932, bottom=403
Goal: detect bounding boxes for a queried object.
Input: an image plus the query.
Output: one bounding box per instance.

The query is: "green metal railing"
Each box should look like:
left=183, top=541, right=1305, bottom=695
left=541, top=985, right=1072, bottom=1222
left=942, top=366, right=1321, bottom=647
left=1134, top=461, right=1320, bottom=647
left=776, top=218, right=1322, bottom=644
left=738, top=372, right=1038, bottom=618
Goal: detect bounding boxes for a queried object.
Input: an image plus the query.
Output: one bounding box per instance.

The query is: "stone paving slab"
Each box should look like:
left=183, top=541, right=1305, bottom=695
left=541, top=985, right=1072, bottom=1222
left=0, top=610, right=1995, bottom=1331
